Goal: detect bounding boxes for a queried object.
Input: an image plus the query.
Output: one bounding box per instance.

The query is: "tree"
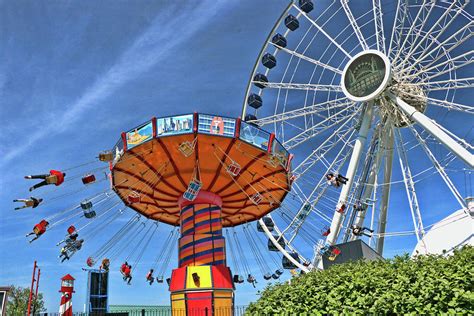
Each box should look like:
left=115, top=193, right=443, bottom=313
left=247, top=246, right=474, bottom=314
left=6, top=285, right=46, bottom=316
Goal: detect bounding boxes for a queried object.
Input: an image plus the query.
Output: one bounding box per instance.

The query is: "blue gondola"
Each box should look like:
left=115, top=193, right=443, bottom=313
left=282, top=252, right=301, bottom=269
left=257, top=216, right=274, bottom=232
left=268, top=235, right=285, bottom=251
left=262, top=53, right=277, bottom=69
left=285, top=14, right=299, bottom=31
left=253, top=73, right=268, bottom=89
left=272, top=33, right=287, bottom=48
left=248, top=93, right=263, bottom=109
left=299, top=0, right=314, bottom=13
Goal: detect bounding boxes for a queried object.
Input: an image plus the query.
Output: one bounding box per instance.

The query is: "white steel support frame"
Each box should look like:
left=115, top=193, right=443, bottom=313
left=390, top=93, right=474, bottom=168
left=394, top=128, right=425, bottom=244
left=375, top=124, right=394, bottom=255
left=341, top=0, right=369, bottom=51
left=372, top=0, right=386, bottom=54
left=407, top=124, right=468, bottom=210
left=396, top=1, right=470, bottom=74
left=325, top=102, right=374, bottom=245
left=350, top=126, right=386, bottom=240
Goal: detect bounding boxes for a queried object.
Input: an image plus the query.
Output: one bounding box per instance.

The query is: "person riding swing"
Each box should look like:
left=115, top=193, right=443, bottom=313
left=13, top=197, right=43, bottom=210
left=25, top=170, right=66, bottom=191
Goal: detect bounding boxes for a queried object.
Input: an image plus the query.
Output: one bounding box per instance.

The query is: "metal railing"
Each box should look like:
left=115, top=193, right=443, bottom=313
left=32, top=306, right=248, bottom=316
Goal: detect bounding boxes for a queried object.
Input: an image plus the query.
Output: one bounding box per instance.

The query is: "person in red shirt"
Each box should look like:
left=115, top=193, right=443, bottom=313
left=123, top=265, right=132, bottom=285
left=25, top=170, right=66, bottom=191
left=146, top=269, right=155, bottom=285
left=26, top=219, right=49, bottom=243
left=120, top=262, right=128, bottom=275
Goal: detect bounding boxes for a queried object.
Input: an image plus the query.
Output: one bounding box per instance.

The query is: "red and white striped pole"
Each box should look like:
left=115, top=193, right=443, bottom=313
left=59, top=274, right=75, bottom=316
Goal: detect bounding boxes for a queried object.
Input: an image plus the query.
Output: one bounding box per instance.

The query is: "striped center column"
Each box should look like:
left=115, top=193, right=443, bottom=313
left=170, top=190, right=234, bottom=316
left=59, top=293, right=72, bottom=316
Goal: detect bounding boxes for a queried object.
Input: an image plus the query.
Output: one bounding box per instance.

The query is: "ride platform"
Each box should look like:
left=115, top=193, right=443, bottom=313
left=111, top=113, right=293, bottom=227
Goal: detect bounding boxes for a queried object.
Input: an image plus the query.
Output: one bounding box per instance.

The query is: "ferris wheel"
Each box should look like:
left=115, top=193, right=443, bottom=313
left=242, top=0, right=473, bottom=271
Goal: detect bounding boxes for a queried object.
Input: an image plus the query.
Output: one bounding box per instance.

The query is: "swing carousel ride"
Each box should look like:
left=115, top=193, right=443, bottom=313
left=23, top=113, right=296, bottom=313
left=20, top=0, right=473, bottom=314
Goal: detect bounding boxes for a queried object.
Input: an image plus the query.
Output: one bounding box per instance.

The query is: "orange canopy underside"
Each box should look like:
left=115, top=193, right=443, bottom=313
left=112, top=134, right=291, bottom=227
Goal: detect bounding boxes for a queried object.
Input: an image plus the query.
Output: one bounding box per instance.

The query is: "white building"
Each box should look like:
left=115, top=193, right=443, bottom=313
left=412, top=197, right=473, bottom=256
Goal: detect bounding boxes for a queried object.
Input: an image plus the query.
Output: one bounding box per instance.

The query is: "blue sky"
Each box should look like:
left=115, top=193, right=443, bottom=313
left=0, top=0, right=472, bottom=313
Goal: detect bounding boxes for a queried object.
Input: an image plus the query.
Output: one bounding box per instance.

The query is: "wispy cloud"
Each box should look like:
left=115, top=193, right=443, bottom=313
left=2, top=0, right=230, bottom=163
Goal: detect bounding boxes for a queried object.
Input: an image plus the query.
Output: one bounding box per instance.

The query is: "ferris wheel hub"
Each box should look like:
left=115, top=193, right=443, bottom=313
left=341, top=50, right=391, bottom=102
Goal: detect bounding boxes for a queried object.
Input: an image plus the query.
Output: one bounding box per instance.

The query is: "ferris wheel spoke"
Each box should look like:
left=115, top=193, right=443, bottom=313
left=392, top=1, right=433, bottom=66
left=396, top=1, right=457, bottom=71
left=372, top=0, right=386, bottom=54
left=390, top=93, right=474, bottom=168
left=416, top=77, right=474, bottom=91
left=388, top=0, right=408, bottom=58
left=269, top=43, right=343, bottom=74
left=403, top=50, right=474, bottom=80
left=257, top=81, right=342, bottom=93
left=253, top=97, right=350, bottom=126
left=340, top=0, right=369, bottom=50
left=426, top=96, right=473, bottom=115
left=402, top=21, right=474, bottom=73
left=293, top=4, right=352, bottom=59
left=394, top=128, right=426, bottom=244
left=397, top=2, right=471, bottom=73
left=406, top=124, right=468, bottom=210
left=293, top=124, right=356, bottom=177
left=283, top=104, right=358, bottom=150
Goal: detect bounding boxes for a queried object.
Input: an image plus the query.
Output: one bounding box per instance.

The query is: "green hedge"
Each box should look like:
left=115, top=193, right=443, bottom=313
left=246, top=246, right=473, bottom=315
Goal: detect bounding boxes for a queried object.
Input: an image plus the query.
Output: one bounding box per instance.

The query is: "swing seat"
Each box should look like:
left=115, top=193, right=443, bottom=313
left=247, top=275, right=256, bottom=283
left=67, top=225, right=76, bottom=235
left=275, top=269, right=283, bottom=276
left=99, top=151, right=114, bottom=162
left=156, top=276, right=164, bottom=283
left=86, top=257, right=95, bottom=267
left=81, top=200, right=93, bottom=210
left=84, top=209, right=96, bottom=219
left=256, top=216, right=274, bottom=232
left=321, top=226, right=331, bottom=237
left=226, top=162, right=241, bottom=177
left=263, top=273, right=272, bottom=280
left=233, top=275, right=240, bottom=283
left=183, top=190, right=196, bottom=201
left=188, top=180, right=202, bottom=193
left=178, top=141, right=195, bottom=157
left=272, top=273, right=279, bottom=280
left=127, top=192, right=140, bottom=204
left=251, top=193, right=263, bottom=205
left=82, top=174, right=96, bottom=185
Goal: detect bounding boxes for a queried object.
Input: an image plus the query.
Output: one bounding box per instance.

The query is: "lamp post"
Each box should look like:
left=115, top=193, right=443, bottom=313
left=59, top=274, right=75, bottom=316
